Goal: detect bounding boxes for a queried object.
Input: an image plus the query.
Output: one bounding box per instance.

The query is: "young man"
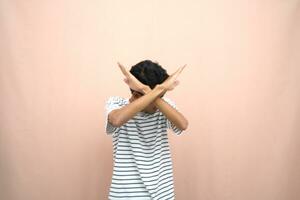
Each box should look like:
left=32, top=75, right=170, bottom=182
left=104, top=60, right=188, bottom=200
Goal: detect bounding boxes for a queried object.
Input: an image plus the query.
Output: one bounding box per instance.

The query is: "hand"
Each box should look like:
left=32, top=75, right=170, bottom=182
left=117, top=62, right=150, bottom=93
left=160, top=64, right=186, bottom=91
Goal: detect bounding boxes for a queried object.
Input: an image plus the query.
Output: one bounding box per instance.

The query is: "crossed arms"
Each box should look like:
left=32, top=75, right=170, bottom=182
left=108, top=62, right=189, bottom=131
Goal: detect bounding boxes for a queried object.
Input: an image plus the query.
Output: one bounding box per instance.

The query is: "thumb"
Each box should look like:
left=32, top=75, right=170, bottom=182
left=123, top=78, right=129, bottom=84
left=174, top=80, right=180, bottom=87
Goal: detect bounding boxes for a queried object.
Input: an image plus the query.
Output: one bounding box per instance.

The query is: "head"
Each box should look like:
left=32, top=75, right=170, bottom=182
left=129, top=60, right=169, bottom=113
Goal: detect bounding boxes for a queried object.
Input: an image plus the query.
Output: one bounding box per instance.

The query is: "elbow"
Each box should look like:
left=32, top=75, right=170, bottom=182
left=180, top=120, right=189, bottom=131
left=111, top=119, right=122, bottom=127
left=108, top=113, right=123, bottom=127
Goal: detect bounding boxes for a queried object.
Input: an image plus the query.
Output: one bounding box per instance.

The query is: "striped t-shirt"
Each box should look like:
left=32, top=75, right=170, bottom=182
left=104, top=96, right=184, bottom=200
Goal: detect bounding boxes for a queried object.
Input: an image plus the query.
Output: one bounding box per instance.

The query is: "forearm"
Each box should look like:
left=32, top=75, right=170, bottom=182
left=143, top=88, right=188, bottom=130
left=110, top=85, right=166, bottom=127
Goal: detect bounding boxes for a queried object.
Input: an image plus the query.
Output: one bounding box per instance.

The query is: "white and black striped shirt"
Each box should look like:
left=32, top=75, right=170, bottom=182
left=104, top=96, right=184, bottom=200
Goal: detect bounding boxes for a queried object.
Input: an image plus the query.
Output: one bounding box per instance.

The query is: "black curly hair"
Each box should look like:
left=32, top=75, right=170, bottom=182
left=129, top=60, right=169, bottom=94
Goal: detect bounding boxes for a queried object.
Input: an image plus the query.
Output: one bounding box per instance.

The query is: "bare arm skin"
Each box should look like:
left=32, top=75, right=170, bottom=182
left=142, top=87, right=188, bottom=130
left=109, top=62, right=188, bottom=130
left=108, top=85, right=166, bottom=127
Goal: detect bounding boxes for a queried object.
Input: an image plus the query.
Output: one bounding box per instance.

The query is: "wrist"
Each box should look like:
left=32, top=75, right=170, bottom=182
left=155, top=84, right=166, bottom=92
left=141, top=86, right=151, bottom=94
left=154, top=84, right=167, bottom=96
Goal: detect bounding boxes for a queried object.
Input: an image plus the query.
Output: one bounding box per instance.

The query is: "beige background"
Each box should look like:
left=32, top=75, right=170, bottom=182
left=1, top=0, right=300, bottom=200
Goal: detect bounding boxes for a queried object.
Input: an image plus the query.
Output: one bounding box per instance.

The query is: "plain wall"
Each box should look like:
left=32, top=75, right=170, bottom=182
left=0, top=0, right=300, bottom=199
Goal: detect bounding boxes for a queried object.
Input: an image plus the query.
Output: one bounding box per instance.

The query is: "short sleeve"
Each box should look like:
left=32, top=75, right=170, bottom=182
left=104, top=96, right=124, bottom=135
left=161, top=97, right=184, bottom=136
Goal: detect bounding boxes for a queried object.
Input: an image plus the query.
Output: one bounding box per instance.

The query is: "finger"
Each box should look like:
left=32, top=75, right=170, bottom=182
left=117, top=62, right=126, bottom=74
left=181, top=64, right=187, bottom=72
left=174, top=65, right=185, bottom=75
left=173, top=66, right=182, bottom=76
left=117, top=62, right=129, bottom=76
left=174, top=64, right=186, bottom=78
left=173, top=67, right=182, bottom=79
left=178, top=64, right=186, bottom=74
